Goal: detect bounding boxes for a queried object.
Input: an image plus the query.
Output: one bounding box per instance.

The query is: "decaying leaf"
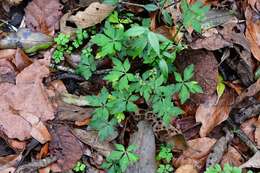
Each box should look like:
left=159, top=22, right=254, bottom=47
left=25, top=0, right=63, bottom=35
left=245, top=6, right=260, bottom=61
left=126, top=121, right=156, bottom=173
left=68, top=2, right=114, bottom=28
left=0, top=61, right=55, bottom=142
left=201, top=9, right=237, bottom=30
left=196, top=90, right=236, bottom=137
left=240, top=151, right=260, bottom=169
left=0, top=28, right=53, bottom=54
left=174, top=137, right=216, bottom=170
left=49, top=125, right=83, bottom=172
left=206, top=128, right=233, bottom=167
left=175, top=164, right=198, bottom=173
left=72, top=128, right=113, bottom=157
left=220, top=146, right=243, bottom=167
left=254, top=118, right=260, bottom=147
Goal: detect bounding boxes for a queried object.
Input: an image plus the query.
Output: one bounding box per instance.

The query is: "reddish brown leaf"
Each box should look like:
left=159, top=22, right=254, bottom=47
left=25, top=0, right=63, bottom=35
left=13, top=48, right=32, bottom=72
left=49, top=126, right=83, bottom=172
left=0, top=61, right=55, bottom=141
left=196, top=90, right=236, bottom=137
left=245, top=6, right=260, bottom=61
left=220, top=146, right=243, bottom=167
left=174, top=137, right=216, bottom=170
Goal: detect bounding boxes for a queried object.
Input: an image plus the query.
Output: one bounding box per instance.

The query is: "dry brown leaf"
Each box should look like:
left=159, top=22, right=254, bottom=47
left=220, top=146, right=243, bottom=167
left=196, top=90, right=236, bottom=137
left=25, top=0, right=63, bottom=35
left=72, top=129, right=113, bottom=157
left=240, top=118, right=257, bottom=142
left=3, top=0, right=22, bottom=5
left=175, top=164, right=198, bottom=173
left=254, top=118, right=260, bottom=147
left=190, top=34, right=232, bottom=50
left=0, top=61, right=55, bottom=141
left=245, top=6, right=260, bottom=61
left=68, top=2, right=114, bottom=28
left=174, top=137, right=216, bottom=170
left=240, top=151, right=260, bottom=168
left=49, top=126, right=83, bottom=172
left=13, top=48, right=32, bottom=72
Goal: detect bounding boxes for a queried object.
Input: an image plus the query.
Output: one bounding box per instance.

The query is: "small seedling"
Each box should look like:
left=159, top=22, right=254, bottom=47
left=73, top=161, right=86, bottom=173
left=156, top=144, right=174, bottom=173
left=173, top=64, right=203, bottom=104
left=102, top=144, right=139, bottom=173
left=205, top=164, right=254, bottom=173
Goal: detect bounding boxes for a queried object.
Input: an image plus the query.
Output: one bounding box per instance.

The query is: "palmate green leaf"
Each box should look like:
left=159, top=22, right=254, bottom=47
left=115, top=144, right=125, bottom=151
left=91, top=34, right=110, bottom=46
left=119, top=155, right=129, bottom=172
left=109, top=150, right=124, bottom=161
left=144, top=3, right=158, bottom=12
left=162, top=10, right=173, bottom=26
left=174, top=72, right=183, bottom=82
left=159, top=59, right=168, bottom=78
left=179, top=85, right=189, bottom=104
left=97, top=118, right=118, bottom=141
left=185, top=81, right=203, bottom=93
left=103, top=0, right=119, bottom=5
left=125, top=26, right=147, bottom=37
left=127, top=152, right=139, bottom=163
left=183, top=64, right=194, bottom=81
left=148, top=31, right=160, bottom=55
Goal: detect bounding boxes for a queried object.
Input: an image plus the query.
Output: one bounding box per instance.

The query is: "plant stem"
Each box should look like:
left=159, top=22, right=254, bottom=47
left=120, top=1, right=145, bottom=8
left=172, top=25, right=183, bottom=43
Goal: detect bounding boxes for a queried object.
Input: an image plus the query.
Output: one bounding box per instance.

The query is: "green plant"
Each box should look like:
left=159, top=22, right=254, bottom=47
left=91, top=22, right=124, bottom=58
left=53, top=33, right=70, bottom=63
left=205, top=164, right=254, bottom=173
left=156, top=144, right=173, bottom=162
left=73, top=161, right=86, bottom=173
left=76, top=47, right=96, bottom=80
left=216, top=74, right=225, bottom=102
left=180, top=0, right=210, bottom=33
left=156, top=144, right=174, bottom=173
left=157, top=164, right=174, bottom=173
left=52, top=28, right=88, bottom=64
left=173, top=64, right=203, bottom=104
left=101, top=144, right=139, bottom=173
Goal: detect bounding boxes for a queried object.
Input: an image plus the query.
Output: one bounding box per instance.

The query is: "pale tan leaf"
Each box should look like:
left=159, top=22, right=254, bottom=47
left=220, top=146, right=243, bottom=167
left=175, top=164, right=198, bottom=173
left=68, top=2, right=114, bottom=28
left=240, top=151, right=260, bottom=168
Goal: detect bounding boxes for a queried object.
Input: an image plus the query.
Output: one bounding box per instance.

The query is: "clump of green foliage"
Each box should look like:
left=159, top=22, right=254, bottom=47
left=51, top=0, right=208, bottom=141
left=53, top=28, right=88, bottom=64
left=101, top=144, right=139, bottom=173
left=156, top=144, right=174, bottom=173
left=205, top=164, right=253, bottom=173
left=73, top=161, right=86, bottom=173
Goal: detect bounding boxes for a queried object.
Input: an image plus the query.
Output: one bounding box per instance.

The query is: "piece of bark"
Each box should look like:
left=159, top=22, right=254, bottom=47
left=206, top=128, right=233, bottom=167
left=126, top=121, right=156, bottom=173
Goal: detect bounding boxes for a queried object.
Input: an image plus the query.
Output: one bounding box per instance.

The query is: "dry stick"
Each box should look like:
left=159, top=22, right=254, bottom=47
left=225, top=117, right=258, bottom=154
left=15, top=156, right=57, bottom=173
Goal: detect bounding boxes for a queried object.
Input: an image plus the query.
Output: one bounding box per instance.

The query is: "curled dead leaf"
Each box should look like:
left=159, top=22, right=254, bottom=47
left=68, top=2, right=114, bottom=28
left=220, top=146, right=243, bottom=167
left=196, top=90, right=236, bottom=137
left=174, top=137, right=216, bottom=170
left=245, top=6, right=260, bottom=61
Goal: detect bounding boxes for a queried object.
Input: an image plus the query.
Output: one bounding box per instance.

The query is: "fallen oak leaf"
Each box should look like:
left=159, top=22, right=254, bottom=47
left=25, top=0, right=63, bottom=35
left=68, top=2, right=114, bottom=28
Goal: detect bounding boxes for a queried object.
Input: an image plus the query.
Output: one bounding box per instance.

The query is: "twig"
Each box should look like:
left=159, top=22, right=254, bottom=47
left=120, top=1, right=145, bottom=8
left=163, top=0, right=181, bottom=9
left=15, top=156, right=57, bottom=173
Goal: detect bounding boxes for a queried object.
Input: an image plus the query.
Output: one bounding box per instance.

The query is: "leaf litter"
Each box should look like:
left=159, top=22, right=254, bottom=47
left=1, top=0, right=260, bottom=172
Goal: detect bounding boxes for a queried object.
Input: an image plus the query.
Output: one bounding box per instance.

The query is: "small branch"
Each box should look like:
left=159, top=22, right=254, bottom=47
left=120, top=1, right=145, bottom=8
